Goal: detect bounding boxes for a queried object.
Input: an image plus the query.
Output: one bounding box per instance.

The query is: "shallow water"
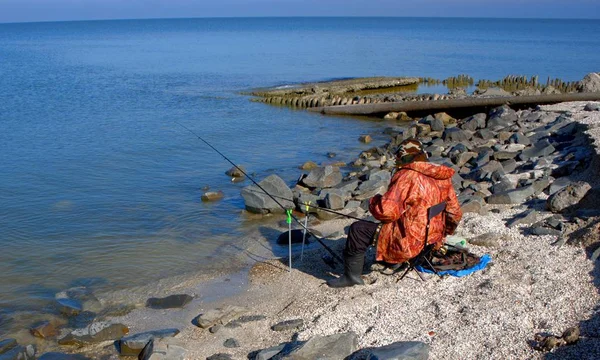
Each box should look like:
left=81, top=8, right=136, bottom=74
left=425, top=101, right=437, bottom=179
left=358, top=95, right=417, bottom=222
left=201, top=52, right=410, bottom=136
left=1, top=17, right=599, bottom=336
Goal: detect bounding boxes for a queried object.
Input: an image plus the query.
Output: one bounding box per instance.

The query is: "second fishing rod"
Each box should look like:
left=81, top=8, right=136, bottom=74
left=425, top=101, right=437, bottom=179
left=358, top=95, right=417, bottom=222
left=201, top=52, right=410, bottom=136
left=176, top=122, right=351, bottom=266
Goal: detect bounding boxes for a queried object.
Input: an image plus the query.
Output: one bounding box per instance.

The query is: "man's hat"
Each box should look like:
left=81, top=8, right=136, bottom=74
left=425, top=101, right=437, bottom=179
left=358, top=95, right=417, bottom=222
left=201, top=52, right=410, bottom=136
left=396, top=138, right=428, bottom=164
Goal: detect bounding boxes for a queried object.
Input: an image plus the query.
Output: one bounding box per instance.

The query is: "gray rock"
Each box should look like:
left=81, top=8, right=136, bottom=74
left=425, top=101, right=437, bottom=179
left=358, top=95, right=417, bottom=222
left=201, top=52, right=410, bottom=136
left=584, top=102, right=600, bottom=111
left=578, top=72, right=600, bottom=92
left=0, top=339, right=17, bottom=355
left=461, top=199, right=484, bottom=214
left=506, top=210, right=538, bottom=228
left=500, top=159, right=517, bottom=174
left=255, top=344, right=286, bottom=360
left=363, top=341, right=429, bottom=360
left=474, top=129, right=495, bottom=140
left=424, top=115, right=444, bottom=132
left=194, top=306, right=248, bottom=329
left=325, top=192, right=345, bottom=210
left=531, top=227, right=561, bottom=236
left=241, top=175, right=294, bottom=214
left=519, top=139, right=556, bottom=161
left=549, top=177, right=572, bottom=195
left=334, top=180, right=360, bottom=195
left=118, top=329, right=180, bottom=356
left=68, top=310, right=96, bottom=329
left=468, top=233, right=500, bottom=248
left=476, top=87, right=512, bottom=97
left=271, top=319, right=304, bottom=332
left=302, top=166, right=342, bottom=188
left=38, top=353, right=90, bottom=360
left=551, top=161, right=580, bottom=178
left=487, top=185, right=535, bottom=204
left=206, top=354, right=232, bottom=360
left=223, top=338, right=240, bottom=348
left=368, top=170, right=392, bottom=183
left=493, top=151, right=519, bottom=161
left=282, top=332, right=357, bottom=360
left=454, top=152, right=477, bottom=168
left=473, top=160, right=504, bottom=181
left=443, top=128, right=471, bottom=142
left=546, top=181, right=591, bottom=213
left=201, top=191, right=224, bottom=202
left=490, top=178, right=515, bottom=194
left=487, top=106, right=517, bottom=129
left=344, top=200, right=362, bottom=210
left=461, top=113, right=487, bottom=132
left=58, top=322, right=129, bottom=346
left=532, top=177, right=551, bottom=195
left=146, top=294, right=193, bottom=309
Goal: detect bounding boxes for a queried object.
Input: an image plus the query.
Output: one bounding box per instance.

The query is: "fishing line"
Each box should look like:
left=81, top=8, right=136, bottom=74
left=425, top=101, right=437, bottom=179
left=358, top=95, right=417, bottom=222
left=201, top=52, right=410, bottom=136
left=175, top=121, right=345, bottom=265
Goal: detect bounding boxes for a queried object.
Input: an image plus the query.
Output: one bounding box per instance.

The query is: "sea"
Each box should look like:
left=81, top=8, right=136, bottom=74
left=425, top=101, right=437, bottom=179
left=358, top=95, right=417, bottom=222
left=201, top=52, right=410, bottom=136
left=1, top=17, right=599, bottom=336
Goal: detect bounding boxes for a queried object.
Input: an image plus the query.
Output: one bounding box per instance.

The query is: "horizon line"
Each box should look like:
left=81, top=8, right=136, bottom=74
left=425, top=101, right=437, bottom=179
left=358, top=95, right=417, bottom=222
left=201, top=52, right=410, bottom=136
left=1, top=15, right=600, bottom=26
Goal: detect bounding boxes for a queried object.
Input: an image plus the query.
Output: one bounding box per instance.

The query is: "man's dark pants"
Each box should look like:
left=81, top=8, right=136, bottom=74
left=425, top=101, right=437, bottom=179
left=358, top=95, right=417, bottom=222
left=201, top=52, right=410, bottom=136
left=345, top=220, right=379, bottom=257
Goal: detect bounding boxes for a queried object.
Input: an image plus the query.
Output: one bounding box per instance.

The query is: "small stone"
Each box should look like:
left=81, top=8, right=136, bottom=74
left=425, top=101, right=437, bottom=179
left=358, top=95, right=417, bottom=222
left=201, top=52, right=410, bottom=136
left=206, top=354, right=232, bottom=360
left=284, top=332, right=357, bottom=359
left=468, top=233, right=500, bottom=248
left=584, top=103, right=600, bottom=111
left=225, top=166, right=246, bottom=178
left=383, top=112, right=399, bottom=120
left=506, top=210, right=538, bottom=228
left=201, top=191, right=224, bottom=202
left=146, top=294, right=193, bottom=309
left=271, top=319, right=304, bottom=332
left=209, top=325, right=221, bottom=334
left=300, top=161, right=319, bottom=170
left=194, top=306, right=248, bottom=329
left=254, top=344, right=285, bottom=360
left=30, top=321, right=58, bottom=339
left=562, top=326, right=580, bottom=344
left=118, top=328, right=180, bottom=356
left=223, top=338, right=240, bottom=348
left=359, top=135, right=372, bottom=143
left=541, top=335, right=565, bottom=351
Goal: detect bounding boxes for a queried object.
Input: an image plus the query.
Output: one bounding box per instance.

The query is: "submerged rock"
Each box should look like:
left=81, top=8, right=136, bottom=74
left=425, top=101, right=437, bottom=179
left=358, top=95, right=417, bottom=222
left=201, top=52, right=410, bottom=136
left=201, top=191, right=224, bottom=202
left=146, top=294, right=193, bottom=309
left=56, top=298, right=83, bottom=317
left=38, top=353, right=90, bottom=360
left=225, top=166, right=246, bottom=178
left=276, top=229, right=310, bottom=245
left=58, top=321, right=129, bottom=346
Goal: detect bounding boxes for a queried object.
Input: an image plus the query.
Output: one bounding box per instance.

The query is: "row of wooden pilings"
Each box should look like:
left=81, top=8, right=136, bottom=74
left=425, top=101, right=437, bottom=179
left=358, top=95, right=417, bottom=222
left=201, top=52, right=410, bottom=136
left=253, top=93, right=456, bottom=109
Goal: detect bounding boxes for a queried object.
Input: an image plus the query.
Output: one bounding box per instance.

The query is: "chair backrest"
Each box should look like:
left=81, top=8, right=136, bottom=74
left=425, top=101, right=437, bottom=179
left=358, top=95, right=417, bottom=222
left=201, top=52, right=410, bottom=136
left=428, top=202, right=447, bottom=221
left=424, top=201, right=447, bottom=246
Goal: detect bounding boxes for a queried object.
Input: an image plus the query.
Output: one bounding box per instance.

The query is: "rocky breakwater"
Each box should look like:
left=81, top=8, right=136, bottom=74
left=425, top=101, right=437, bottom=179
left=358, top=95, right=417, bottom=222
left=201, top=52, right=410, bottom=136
left=242, top=102, right=599, bottom=243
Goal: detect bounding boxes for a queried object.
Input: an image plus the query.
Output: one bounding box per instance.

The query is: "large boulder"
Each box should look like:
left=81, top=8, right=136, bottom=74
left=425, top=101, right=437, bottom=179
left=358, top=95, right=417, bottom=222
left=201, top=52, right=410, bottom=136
left=241, top=175, right=294, bottom=214
left=487, top=185, right=535, bottom=205
left=301, top=166, right=342, bottom=188
left=578, top=73, right=600, bottom=92
left=547, top=181, right=591, bottom=213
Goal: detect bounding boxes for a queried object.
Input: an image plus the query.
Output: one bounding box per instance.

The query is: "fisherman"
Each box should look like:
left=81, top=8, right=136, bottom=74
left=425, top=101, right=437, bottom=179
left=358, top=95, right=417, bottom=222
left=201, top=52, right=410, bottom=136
left=327, top=138, right=463, bottom=288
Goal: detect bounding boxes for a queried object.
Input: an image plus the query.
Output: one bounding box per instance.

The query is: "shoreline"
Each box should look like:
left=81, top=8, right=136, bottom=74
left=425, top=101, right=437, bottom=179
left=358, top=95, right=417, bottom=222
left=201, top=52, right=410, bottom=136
left=3, top=94, right=600, bottom=359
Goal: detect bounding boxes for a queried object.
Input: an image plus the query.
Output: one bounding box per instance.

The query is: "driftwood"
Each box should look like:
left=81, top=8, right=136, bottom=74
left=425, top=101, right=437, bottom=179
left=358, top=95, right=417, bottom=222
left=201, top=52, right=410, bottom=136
left=310, top=93, right=600, bottom=117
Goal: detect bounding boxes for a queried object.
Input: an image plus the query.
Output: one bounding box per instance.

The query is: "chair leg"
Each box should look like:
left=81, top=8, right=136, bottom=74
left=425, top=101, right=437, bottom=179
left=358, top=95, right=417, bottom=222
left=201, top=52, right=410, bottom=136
left=423, top=256, right=442, bottom=278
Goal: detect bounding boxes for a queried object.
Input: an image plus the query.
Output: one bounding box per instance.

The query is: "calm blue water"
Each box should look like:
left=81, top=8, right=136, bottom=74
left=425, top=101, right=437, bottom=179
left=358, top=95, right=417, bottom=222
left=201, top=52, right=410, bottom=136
left=1, top=17, right=599, bottom=334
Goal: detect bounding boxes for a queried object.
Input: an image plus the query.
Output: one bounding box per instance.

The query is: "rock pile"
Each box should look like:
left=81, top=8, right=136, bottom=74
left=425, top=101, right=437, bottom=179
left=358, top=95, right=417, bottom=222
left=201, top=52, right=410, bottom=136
left=242, top=105, right=595, bottom=227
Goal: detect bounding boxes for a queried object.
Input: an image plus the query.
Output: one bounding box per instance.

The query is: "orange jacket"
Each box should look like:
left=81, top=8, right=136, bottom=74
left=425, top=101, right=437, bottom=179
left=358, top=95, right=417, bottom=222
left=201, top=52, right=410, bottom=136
left=369, top=161, right=462, bottom=264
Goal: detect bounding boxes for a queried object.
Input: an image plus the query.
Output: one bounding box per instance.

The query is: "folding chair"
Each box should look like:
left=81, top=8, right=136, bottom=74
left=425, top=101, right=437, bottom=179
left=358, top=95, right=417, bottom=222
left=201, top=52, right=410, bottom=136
left=397, top=201, right=447, bottom=282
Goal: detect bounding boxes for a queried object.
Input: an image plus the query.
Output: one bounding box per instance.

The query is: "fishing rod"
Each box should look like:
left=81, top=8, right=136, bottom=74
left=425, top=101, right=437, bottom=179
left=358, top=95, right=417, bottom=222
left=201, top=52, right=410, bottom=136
left=244, top=188, right=377, bottom=224
left=175, top=121, right=344, bottom=265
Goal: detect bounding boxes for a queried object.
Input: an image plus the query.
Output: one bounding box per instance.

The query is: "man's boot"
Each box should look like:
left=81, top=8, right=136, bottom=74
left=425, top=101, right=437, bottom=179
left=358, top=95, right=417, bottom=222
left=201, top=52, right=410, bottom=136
left=327, top=253, right=365, bottom=288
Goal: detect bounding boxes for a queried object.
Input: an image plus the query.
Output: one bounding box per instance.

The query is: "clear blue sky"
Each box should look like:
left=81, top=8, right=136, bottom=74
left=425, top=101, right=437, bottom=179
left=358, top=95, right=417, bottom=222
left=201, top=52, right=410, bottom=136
left=1, top=0, right=599, bottom=23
